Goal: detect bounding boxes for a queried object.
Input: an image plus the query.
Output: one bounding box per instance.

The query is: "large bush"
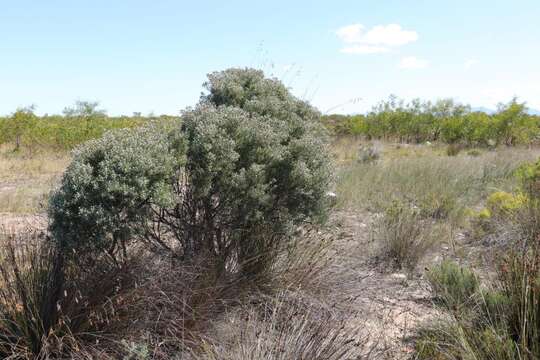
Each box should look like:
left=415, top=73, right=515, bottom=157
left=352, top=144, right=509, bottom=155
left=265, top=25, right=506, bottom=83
left=49, top=68, right=333, bottom=277
left=172, top=105, right=331, bottom=273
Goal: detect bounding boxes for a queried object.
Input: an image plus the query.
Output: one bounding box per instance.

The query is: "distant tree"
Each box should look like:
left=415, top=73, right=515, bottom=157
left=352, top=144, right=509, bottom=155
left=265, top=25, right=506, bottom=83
left=495, top=98, right=536, bottom=145
left=8, top=105, right=38, bottom=151
left=63, top=100, right=107, bottom=119
left=63, top=100, right=107, bottom=138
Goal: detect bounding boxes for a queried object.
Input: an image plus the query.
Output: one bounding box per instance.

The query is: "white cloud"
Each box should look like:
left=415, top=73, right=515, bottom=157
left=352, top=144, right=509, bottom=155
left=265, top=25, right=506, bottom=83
left=340, top=45, right=391, bottom=54
left=465, top=59, right=479, bottom=69
left=335, top=24, right=365, bottom=43
left=336, top=23, right=418, bottom=54
left=361, top=24, right=418, bottom=46
left=398, top=56, right=429, bottom=69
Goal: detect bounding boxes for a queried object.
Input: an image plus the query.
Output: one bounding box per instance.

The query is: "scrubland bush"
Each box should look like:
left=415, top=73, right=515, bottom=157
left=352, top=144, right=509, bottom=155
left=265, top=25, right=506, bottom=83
left=175, top=104, right=331, bottom=275
left=49, top=68, right=332, bottom=278
left=0, top=232, right=63, bottom=357
left=357, top=142, right=381, bottom=163
left=0, top=230, right=140, bottom=359
left=517, top=158, right=540, bottom=199
left=373, top=200, right=438, bottom=273
left=48, top=123, right=182, bottom=258
left=426, top=260, right=479, bottom=311
left=467, top=148, right=482, bottom=157
left=487, top=191, right=528, bottom=217
left=0, top=101, right=156, bottom=153
left=1, top=106, right=39, bottom=153
left=416, top=247, right=540, bottom=359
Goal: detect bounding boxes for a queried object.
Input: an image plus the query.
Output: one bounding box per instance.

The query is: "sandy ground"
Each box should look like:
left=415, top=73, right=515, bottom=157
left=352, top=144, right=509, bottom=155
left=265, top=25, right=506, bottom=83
left=325, top=210, right=440, bottom=358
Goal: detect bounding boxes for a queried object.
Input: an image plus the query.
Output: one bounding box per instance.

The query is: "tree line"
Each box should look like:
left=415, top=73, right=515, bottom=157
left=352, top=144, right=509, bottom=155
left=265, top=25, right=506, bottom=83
left=0, top=101, right=176, bottom=152
left=322, top=96, right=540, bottom=146
left=2, top=96, right=539, bottom=153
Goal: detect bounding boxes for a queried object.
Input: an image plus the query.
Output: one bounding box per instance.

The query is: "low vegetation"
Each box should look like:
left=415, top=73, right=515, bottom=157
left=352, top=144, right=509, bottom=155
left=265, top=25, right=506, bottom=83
left=415, top=163, right=540, bottom=359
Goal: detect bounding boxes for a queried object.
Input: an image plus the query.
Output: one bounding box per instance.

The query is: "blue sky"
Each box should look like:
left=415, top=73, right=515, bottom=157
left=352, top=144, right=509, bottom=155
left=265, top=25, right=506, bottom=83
left=1, top=0, right=539, bottom=115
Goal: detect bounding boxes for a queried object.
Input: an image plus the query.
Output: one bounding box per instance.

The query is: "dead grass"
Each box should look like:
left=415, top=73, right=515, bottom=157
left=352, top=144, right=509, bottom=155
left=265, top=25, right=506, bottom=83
left=336, top=145, right=540, bottom=219
left=197, top=294, right=382, bottom=360
left=0, top=146, right=69, bottom=213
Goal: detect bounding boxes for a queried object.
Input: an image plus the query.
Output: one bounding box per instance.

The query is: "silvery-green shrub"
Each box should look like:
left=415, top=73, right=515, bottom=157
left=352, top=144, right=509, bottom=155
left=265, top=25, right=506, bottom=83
left=201, top=67, right=321, bottom=124
left=48, top=123, right=184, bottom=256
left=49, top=68, right=333, bottom=277
left=163, top=104, right=332, bottom=273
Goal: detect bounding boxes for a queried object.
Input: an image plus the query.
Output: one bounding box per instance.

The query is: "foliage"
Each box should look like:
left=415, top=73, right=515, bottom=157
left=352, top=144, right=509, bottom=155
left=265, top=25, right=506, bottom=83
left=322, top=96, right=540, bottom=146
left=446, top=143, right=465, bottom=156
left=48, top=123, right=183, bottom=257
left=517, top=158, right=540, bottom=199
left=201, top=67, right=321, bottom=124
left=160, top=104, right=332, bottom=276
left=416, top=200, right=540, bottom=359
left=0, top=101, right=170, bottom=152
left=487, top=191, right=528, bottom=217
left=1, top=106, right=39, bottom=152
left=426, top=260, right=479, bottom=311
left=416, top=248, right=540, bottom=359
left=0, top=232, right=64, bottom=357
left=50, top=68, right=333, bottom=278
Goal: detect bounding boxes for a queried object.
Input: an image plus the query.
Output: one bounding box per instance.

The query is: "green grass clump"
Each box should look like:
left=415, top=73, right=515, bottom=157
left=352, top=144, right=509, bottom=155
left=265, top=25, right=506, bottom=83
left=426, top=260, right=479, bottom=311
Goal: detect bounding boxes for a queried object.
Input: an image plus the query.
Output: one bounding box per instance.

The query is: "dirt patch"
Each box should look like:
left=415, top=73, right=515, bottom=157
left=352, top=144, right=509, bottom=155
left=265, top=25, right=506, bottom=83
left=324, top=210, right=439, bottom=357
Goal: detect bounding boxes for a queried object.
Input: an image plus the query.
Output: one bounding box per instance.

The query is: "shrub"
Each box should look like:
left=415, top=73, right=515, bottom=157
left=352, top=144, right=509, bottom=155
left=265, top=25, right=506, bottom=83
left=517, top=159, right=540, bottom=199
left=446, top=143, right=465, bottom=156
left=51, top=68, right=333, bottom=278
left=166, top=104, right=332, bottom=276
left=373, top=200, right=437, bottom=273
left=419, top=192, right=457, bottom=219
left=426, top=260, right=479, bottom=311
left=357, top=142, right=381, bottom=163
left=0, top=229, right=151, bottom=359
left=48, top=123, right=183, bottom=258
left=323, top=96, right=540, bottom=147
left=467, top=149, right=482, bottom=157
left=486, top=191, right=527, bottom=217
left=415, top=243, right=540, bottom=359
left=0, top=232, right=65, bottom=358
left=2, top=106, right=39, bottom=152
left=498, top=248, right=540, bottom=356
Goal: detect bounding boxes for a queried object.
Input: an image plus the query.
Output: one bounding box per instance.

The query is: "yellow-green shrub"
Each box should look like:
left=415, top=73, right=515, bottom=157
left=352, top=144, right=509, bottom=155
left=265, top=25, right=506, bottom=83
left=517, top=159, right=540, bottom=199
left=486, top=191, right=527, bottom=216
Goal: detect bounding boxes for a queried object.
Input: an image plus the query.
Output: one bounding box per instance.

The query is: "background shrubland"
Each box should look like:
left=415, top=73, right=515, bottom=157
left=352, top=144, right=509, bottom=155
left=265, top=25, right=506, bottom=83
left=322, top=96, right=540, bottom=146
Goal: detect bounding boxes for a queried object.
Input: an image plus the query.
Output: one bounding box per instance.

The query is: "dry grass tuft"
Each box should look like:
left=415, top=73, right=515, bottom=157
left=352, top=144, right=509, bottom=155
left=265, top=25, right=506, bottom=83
left=198, top=293, right=383, bottom=360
